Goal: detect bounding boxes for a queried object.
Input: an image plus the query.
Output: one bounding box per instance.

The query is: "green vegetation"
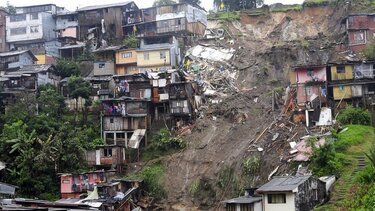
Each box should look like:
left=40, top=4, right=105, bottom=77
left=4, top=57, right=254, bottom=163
left=271, top=4, right=303, bottom=12
left=125, top=162, right=166, bottom=200
left=213, top=0, right=263, bottom=11
left=303, top=0, right=336, bottom=7
left=363, top=38, right=375, bottom=59
left=336, top=106, right=371, bottom=125
left=243, top=156, right=260, bottom=175
left=152, top=0, right=176, bottom=6
left=142, top=128, right=185, bottom=161
left=56, top=59, right=81, bottom=78
left=0, top=87, right=101, bottom=200
left=123, top=35, right=138, bottom=48
left=190, top=179, right=201, bottom=197
left=208, top=11, right=241, bottom=21
left=316, top=125, right=374, bottom=210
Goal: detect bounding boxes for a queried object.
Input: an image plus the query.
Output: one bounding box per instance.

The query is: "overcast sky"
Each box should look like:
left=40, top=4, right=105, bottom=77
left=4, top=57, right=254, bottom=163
left=1, top=0, right=305, bottom=11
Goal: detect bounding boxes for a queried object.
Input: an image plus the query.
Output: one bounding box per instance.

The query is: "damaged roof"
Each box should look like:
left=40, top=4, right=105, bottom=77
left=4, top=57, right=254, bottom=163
left=77, top=1, right=134, bottom=11
left=256, top=175, right=311, bottom=193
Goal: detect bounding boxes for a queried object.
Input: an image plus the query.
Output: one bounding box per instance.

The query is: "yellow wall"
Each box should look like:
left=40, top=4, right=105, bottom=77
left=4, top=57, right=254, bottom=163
left=289, top=70, right=297, bottom=85
left=36, top=54, right=46, bottom=64
left=116, top=49, right=137, bottom=65
left=333, top=85, right=352, bottom=100
left=331, top=65, right=353, bottom=81
left=137, top=50, right=170, bottom=67
left=116, top=65, right=139, bottom=75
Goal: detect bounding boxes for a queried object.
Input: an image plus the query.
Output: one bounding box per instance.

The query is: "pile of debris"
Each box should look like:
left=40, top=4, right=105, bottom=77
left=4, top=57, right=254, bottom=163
left=184, top=44, right=239, bottom=103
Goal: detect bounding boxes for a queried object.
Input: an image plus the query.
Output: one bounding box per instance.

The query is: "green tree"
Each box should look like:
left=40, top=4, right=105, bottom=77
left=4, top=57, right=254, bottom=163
left=67, top=76, right=91, bottom=123
left=56, top=59, right=80, bottom=78
left=214, top=0, right=263, bottom=11
left=153, top=0, right=177, bottom=6
left=37, top=87, right=65, bottom=118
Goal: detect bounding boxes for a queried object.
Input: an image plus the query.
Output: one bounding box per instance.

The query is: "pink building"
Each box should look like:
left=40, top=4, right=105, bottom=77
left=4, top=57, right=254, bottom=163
left=293, top=65, right=327, bottom=105
left=60, top=170, right=115, bottom=199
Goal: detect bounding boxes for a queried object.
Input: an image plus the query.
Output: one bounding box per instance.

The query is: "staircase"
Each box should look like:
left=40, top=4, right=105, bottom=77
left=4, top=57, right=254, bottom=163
left=328, top=156, right=367, bottom=206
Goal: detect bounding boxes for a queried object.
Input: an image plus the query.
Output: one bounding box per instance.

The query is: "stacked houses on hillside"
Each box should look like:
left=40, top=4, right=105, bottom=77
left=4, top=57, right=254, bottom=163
left=287, top=12, right=375, bottom=127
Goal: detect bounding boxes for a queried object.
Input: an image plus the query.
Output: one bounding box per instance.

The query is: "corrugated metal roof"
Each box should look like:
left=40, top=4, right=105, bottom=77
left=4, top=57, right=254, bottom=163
left=222, top=196, right=262, bottom=204
left=77, top=1, right=133, bottom=11
left=0, top=50, right=30, bottom=57
left=17, top=64, right=55, bottom=73
left=256, top=176, right=311, bottom=193
left=0, top=182, right=17, bottom=195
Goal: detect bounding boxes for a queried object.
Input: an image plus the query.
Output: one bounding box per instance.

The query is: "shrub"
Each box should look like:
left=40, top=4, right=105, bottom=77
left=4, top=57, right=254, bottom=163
left=123, top=35, right=138, bottom=48
left=243, top=156, right=260, bottom=175
left=356, top=166, right=375, bottom=184
left=125, top=162, right=166, bottom=200
left=337, top=106, right=371, bottom=125
left=153, top=128, right=186, bottom=150
left=309, top=139, right=345, bottom=176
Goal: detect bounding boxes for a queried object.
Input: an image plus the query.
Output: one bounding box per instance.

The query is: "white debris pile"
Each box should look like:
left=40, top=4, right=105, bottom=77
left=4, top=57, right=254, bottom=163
left=185, top=45, right=239, bottom=100
left=186, top=45, right=235, bottom=62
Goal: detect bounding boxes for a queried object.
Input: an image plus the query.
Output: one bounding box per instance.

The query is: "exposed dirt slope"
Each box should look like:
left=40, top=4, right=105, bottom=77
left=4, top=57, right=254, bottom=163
left=161, top=5, right=349, bottom=210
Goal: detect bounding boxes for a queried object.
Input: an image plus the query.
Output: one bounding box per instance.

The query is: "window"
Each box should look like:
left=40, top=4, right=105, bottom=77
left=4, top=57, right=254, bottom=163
left=30, top=26, right=39, bottom=33
left=10, top=14, right=26, bottom=22
left=268, top=194, right=286, bottom=204
left=122, top=52, right=132, bottom=58
left=305, top=86, right=313, bottom=96
left=99, top=63, right=105, bottom=68
left=337, top=65, right=345, bottom=73
left=144, top=52, right=149, bottom=60
left=10, top=27, right=27, bottom=35
left=104, top=148, right=112, bottom=157
left=307, top=68, right=314, bottom=77
left=354, top=32, right=364, bottom=41
left=110, top=117, right=114, bottom=123
left=240, top=204, right=253, bottom=211
left=62, top=180, right=70, bottom=184
left=30, top=13, right=39, bottom=20
left=339, top=85, right=345, bottom=91
left=160, top=51, right=166, bottom=59
left=177, top=19, right=181, bottom=25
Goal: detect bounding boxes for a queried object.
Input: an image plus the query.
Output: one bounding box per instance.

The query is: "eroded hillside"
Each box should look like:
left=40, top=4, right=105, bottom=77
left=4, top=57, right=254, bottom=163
left=154, top=4, right=350, bottom=210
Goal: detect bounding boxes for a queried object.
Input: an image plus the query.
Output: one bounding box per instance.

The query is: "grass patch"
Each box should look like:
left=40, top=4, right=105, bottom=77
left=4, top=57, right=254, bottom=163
left=125, top=161, right=166, bottom=200
left=335, top=125, right=373, bottom=152
left=208, top=11, right=241, bottom=21
left=303, top=0, right=337, bottom=6
left=271, top=4, right=303, bottom=12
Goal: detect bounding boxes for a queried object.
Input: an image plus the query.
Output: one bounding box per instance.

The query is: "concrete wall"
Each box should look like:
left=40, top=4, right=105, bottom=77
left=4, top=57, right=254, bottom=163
left=93, top=61, right=115, bottom=76
left=263, top=192, right=295, bottom=211
left=56, top=15, right=78, bottom=30
left=6, top=13, right=43, bottom=42
left=0, top=10, right=9, bottom=52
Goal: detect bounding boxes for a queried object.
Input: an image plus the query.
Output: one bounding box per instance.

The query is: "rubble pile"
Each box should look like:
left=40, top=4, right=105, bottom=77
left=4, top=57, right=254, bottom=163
left=184, top=44, right=240, bottom=103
